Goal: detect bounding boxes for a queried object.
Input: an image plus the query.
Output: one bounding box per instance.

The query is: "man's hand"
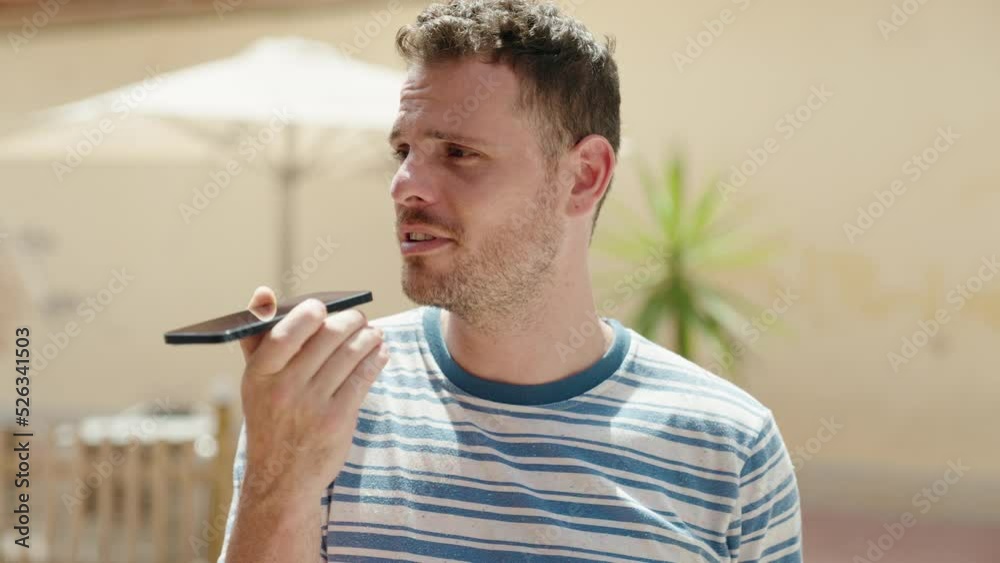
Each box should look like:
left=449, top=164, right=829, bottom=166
left=237, top=286, right=388, bottom=503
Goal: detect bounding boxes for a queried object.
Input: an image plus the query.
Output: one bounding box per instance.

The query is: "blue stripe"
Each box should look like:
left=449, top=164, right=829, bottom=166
left=380, top=370, right=759, bottom=445
left=376, top=350, right=764, bottom=443
left=742, top=506, right=800, bottom=545
left=360, top=407, right=741, bottom=479
left=340, top=461, right=730, bottom=542
left=376, top=348, right=764, bottom=450
left=740, top=418, right=777, bottom=478
left=330, top=556, right=417, bottom=563
left=627, top=354, right=767, bottom=412
left=327, top=494, right=720, bottom=562
left=577, top=394, right=762, bottom=435
left=740, top=535, right=802, bottom=563
left=355, top=415, right=739, bottom=500
left=375, top=367, right=759, bottom=448
left=613, top=372, right=765, bottom=419
left=744, top=472, right=797, bottom=516
left=334, top=468, right=730, bottom=556
left=364, top=386, right=752, bottom=460
left=742, top=444, right=787, bottom=488
left=351, top=435, right=736, bottom=513
left=764, top=552, right=803, bottom=563
left=329, top=521, right=670, bottom=563
left=741, top=484, right=799, bottom=537
left=357, top=415, right=738, bottom=497
left=330, top=531, right=648, bottom=562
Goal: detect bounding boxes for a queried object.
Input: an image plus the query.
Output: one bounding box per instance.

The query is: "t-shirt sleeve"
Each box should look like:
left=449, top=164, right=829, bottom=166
left=319, top=495, right=329, bottom=562
left=216, top=418, right=247, bottom=563
left=216, top=419, right=329, bottom=563
left=734, top=410, right=803, bottom=562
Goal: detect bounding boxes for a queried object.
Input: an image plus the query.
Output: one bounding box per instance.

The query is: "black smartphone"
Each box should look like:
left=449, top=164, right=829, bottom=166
left=163, top=290, right=373, bottom=345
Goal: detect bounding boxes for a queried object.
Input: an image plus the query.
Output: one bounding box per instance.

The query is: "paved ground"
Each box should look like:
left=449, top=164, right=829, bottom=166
left=803, top=509, right=1000, bottom=562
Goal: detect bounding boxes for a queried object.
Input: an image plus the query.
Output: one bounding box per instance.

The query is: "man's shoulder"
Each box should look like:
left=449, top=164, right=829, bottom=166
left=617, top=323, right=774, bottom=433
left=366, top=306, right=431, bottom=351
left=367, top=306, right=425, bottom=331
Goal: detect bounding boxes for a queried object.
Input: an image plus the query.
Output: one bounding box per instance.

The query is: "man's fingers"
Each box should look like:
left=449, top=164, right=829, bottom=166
left=282, top=309, right=368, bottom=390
left=308, top=326, right=383, bottom=400
left=240, top=286, right=277, bottom=361
left=249, top=298, right=328, bottom=375
left=331, top=340, right=389, bottom=412
left=239, top=332, right=267, bottom=364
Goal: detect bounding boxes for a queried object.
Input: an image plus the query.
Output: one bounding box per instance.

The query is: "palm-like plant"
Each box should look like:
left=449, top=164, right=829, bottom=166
left=595, top=153, right=778, bottom=380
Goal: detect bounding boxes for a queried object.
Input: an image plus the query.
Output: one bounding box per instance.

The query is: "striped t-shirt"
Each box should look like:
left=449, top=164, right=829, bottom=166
left=219, top=306, right=802, bottom=562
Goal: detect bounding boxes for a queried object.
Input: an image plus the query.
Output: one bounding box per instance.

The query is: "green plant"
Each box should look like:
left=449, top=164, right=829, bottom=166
left=596, top=152, right=779, bottom=379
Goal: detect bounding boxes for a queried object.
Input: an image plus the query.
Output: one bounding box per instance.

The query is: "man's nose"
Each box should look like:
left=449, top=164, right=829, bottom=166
left=389, top=151, right=437, bottom=207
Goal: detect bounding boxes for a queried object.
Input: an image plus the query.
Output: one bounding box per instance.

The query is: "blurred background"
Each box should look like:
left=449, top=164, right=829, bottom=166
left=0, top=0, right=997, bottom=561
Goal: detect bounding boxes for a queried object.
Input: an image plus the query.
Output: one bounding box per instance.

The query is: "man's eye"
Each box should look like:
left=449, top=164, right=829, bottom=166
left=391, top=147, right=409, bottom=162
left=447, top=146, right=475, bottom=159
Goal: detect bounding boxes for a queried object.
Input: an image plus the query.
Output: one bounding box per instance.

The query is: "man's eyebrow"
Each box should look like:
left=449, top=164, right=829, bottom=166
left=388, top=126, right=489, bottom=147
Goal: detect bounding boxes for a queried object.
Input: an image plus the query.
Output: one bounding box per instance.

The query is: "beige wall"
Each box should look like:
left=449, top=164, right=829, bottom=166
left=2, top=0, right=997, bottom=520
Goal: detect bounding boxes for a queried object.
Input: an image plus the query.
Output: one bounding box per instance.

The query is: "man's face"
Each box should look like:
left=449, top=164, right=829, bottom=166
left=388, top=59, right=566, bottom=322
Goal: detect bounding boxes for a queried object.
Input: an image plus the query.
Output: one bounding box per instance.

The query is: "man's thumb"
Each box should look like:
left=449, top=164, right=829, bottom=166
left=239, top=285, right=276, bottom=362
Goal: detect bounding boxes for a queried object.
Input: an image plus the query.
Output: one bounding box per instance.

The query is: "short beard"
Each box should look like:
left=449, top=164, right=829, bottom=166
left=401, top=183, right=563, bottom=334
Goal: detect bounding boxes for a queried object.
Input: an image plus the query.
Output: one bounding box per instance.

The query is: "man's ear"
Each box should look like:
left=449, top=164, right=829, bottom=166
left=563, top=134, right=616, bottom=219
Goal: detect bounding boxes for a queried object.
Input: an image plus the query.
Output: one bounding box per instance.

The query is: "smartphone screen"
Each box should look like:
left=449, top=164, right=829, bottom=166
left=164, top=290, right=372, bottom=344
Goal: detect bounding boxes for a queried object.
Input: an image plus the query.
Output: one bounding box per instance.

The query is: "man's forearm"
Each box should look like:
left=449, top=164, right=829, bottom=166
left=224, top=485, right=323, bottom=563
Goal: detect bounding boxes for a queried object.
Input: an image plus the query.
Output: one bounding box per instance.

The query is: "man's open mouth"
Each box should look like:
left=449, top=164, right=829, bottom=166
left=406, top=232, right=438, bottom=241
left=400, top=231, right=454, bottom=256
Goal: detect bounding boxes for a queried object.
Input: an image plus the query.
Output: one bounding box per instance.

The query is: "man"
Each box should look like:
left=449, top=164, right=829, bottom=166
left=219, top=1, right=802, bottom=561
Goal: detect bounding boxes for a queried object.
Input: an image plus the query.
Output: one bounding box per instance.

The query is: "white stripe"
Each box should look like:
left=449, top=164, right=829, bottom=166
left=359, top=391, right=754, bottom=464
left=329, top=545, right=459, bottom=563
left=358, top=409, right=740, bottom=484
left=329, top=525, right=618, bottom=562
left=330, top=486, right=710, bottom=560
left=348, top=464, right=726, bottom=546
left=571, top=393, right=761, bottom=435
left=348, top=431, right=736, bottom=527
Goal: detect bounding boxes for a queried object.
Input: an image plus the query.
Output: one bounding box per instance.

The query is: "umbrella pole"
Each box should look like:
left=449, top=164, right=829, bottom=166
left=278, top=124, right=300, bottom=298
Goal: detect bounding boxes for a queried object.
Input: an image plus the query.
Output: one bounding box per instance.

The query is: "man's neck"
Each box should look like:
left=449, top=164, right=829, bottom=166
left=439, top=272, right=615, bottom=387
